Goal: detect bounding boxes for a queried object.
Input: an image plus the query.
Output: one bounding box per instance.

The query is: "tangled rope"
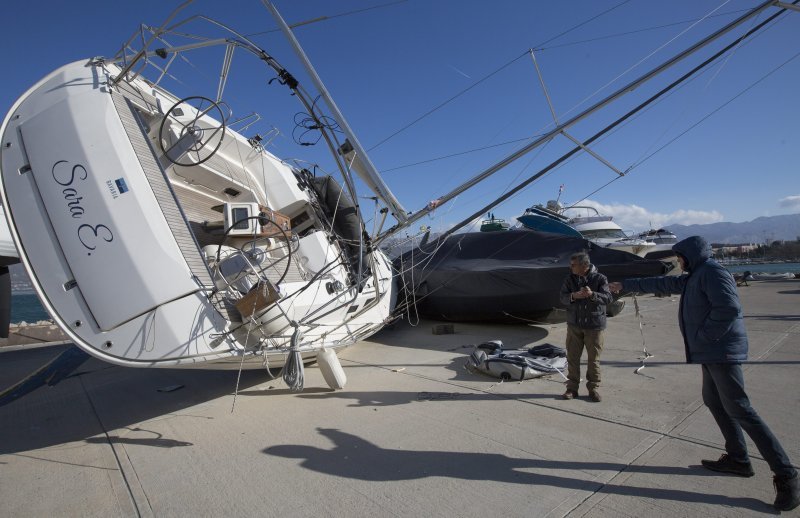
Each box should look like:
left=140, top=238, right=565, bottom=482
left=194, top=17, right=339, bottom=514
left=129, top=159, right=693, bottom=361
left=283, top=324, right=305, bottom=391
left=632, top=293, right=654, bottom=378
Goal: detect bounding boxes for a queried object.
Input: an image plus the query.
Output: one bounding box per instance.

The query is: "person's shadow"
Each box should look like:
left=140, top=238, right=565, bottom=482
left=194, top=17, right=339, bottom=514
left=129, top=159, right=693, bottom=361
left=263, top=428, right=771, bottom=512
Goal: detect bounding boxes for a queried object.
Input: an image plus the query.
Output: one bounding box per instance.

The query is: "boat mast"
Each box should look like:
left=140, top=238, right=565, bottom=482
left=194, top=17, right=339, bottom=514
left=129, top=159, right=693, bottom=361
left=434, top=0, right=797, bottom=242
left=376, top=0, right=787, bottom=242
left=261, top=0, right=409, bottom=224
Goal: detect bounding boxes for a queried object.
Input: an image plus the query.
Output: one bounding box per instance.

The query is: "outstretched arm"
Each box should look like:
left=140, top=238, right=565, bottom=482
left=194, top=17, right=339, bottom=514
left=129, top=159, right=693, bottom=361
left=609, top=275, right=687, bottom=296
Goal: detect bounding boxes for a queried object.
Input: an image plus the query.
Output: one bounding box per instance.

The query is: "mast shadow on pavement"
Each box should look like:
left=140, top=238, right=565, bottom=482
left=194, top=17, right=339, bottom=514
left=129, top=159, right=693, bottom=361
left=263, top=428, right=772, bottom=513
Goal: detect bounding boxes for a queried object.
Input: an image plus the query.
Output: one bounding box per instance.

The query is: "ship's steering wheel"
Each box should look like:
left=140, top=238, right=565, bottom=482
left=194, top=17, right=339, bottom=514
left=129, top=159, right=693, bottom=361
left=159, top=96, right=226, bottom=167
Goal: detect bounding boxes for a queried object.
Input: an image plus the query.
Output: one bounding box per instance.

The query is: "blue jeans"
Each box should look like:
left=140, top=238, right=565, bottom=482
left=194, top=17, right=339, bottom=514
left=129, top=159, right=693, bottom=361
left=702, top=363, right=796, bottom=477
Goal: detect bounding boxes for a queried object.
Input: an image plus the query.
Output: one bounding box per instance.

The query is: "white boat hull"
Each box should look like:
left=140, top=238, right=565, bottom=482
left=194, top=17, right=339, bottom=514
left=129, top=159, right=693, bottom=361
left=0, top=60, right=396, bottom=369
left=595, top=239, right=657, bottom=257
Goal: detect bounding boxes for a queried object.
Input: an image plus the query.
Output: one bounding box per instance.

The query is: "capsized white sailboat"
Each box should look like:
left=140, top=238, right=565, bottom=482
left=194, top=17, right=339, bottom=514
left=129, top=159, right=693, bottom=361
left=0, top=3, right=401, bottom=386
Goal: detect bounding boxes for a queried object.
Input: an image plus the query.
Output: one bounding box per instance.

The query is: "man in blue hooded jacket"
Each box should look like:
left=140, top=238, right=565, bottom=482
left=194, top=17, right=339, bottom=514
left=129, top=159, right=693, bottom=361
left=609, top=236, right=798, bottom=511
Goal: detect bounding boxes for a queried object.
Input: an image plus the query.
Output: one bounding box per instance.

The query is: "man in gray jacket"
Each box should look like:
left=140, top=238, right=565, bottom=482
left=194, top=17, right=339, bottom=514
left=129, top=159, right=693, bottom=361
left=609, top=236, right=798, bottom=511
left=559, top=252, right=613, bottom=402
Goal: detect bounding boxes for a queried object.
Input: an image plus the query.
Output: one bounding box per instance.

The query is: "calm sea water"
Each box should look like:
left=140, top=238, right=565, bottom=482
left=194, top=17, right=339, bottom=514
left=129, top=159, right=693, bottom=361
left=11, top=292, right=50, bottom=324
left=8, top=261, right=799, bottom=324
left=723, top=262, right=800, bottom=274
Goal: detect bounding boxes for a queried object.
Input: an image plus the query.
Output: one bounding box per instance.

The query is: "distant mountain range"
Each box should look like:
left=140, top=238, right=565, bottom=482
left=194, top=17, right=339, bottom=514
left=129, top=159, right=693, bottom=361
left=665, top=213, right=800, bottom=244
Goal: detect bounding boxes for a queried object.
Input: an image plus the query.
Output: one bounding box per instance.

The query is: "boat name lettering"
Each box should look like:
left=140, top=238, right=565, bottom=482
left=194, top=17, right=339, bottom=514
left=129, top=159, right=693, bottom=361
left=78, top=223, right=114, bottom=251
left=51, top=160, right=87, bottom=218
left=52, top=160, right=87, bottom=187
left=50, top=160, right=115, bottom=252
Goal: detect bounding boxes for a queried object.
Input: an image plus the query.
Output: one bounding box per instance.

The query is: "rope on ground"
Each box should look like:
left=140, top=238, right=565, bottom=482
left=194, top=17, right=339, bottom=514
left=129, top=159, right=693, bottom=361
left=632, top=293, right=655, bottom=379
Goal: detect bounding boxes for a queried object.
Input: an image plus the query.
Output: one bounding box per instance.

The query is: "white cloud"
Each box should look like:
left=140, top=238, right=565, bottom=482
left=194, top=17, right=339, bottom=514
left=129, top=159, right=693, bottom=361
left=778, top=195, right=800, bottom=210
left=432, top=200, right=726, bottom=235
left=568, top=200, right=724, bottom=231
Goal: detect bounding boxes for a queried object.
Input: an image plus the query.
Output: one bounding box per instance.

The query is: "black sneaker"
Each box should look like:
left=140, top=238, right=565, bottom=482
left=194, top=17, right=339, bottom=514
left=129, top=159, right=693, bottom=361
left=701, top=454, right=754, bottom=477
left=774, top=471, right=800, bottom=511
left=588, top=390, right=602, bottom=402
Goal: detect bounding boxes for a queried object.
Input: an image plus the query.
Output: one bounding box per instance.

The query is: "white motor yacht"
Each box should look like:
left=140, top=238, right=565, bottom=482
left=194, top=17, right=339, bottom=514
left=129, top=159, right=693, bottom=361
left=528, top=201, right=656, bottom=257
left=637, top=228, right=679, bottom=259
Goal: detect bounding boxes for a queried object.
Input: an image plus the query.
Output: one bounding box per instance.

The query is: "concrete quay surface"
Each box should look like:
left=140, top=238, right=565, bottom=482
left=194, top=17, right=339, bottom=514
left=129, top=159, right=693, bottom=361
left=1, top=279, right=798, bottom=517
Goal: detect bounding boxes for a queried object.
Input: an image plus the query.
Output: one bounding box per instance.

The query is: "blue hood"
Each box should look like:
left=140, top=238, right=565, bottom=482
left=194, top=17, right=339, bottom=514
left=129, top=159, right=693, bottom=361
left=673, top=236, right=711, bottom=272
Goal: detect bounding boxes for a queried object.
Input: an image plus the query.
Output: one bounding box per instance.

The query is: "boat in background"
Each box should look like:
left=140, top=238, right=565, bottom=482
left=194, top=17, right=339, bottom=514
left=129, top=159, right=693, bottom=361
left=637, top=228, right=679, bottom=260
left=395, top=229, right=671, bottom=323
left=517, top=201, right=655, bottom=257
left=515, top=204, right=582, bottom=237
left=479, top=213, right=510, bottom=232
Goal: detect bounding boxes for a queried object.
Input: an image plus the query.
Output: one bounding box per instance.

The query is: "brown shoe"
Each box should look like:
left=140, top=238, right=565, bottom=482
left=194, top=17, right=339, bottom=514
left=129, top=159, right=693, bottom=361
left=589, top=390, right=602, bottom=402
left=562, top=390, right=577, bottom=400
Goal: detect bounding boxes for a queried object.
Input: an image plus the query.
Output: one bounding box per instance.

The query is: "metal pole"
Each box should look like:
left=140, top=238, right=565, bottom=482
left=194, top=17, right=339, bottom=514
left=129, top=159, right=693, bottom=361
left=434, top=3, right=795, bottom=241
left=383, top=0, right=781, bottom=238
left=261, top=0, right=409, bottom=223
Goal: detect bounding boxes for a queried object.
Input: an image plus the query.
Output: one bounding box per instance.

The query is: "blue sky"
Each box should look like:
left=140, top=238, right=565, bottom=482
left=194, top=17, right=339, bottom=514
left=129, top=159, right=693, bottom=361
left=2, top=1, right=798, bottom=237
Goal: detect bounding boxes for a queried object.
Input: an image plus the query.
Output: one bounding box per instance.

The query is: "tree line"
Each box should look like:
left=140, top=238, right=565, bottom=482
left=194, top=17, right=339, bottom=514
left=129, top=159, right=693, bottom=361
left=715, top=239, right=800, bottom=261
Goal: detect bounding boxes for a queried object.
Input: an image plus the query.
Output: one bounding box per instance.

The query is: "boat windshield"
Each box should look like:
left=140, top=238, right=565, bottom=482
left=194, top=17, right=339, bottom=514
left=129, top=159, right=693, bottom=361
left=652, top=236, right=678, bottom=244
left=581, top=228, right=628, bottom=239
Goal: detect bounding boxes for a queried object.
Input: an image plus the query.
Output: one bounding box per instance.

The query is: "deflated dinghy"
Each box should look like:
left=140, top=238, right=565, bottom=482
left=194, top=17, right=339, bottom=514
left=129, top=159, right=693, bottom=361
left=465, top=340, right=567, bottom=381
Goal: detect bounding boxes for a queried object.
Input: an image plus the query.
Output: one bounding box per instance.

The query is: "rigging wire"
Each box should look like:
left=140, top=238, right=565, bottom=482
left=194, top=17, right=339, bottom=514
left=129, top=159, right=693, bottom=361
left=568, top=40, right=799, bottom=217
left=395, top=6, right=798, bottom=319
left=629, top=48, right=800, bottom=173
left=519, top=9, right=793, bottom=216
left=554, top=0, right=734, bottom=130
left=381, top=136, right=544, bottom=173
left=245, top=1, right=409, bottom=38
left=367, top=1, right=632, bottom=152
left=589, top=11, right=784, bottom=188
left=366, top=51, right=530, bottom=152
left=703, top=6, right=764, bottom=87
left=446, top=135, right=557, bottom=227
left=536, top=7, right=751, bottom=51
left=532, top=0, right=632, bottom=50
left=365, top=0, right=674, bottom=153
left=369, top=1, right=773, bottom=167
left=382, top=3, right=785, bottom=239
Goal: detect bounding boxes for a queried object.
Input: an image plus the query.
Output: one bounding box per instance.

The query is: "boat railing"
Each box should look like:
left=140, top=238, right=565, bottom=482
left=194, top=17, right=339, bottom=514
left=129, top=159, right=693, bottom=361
left=526, top=205, right=570, bottom=221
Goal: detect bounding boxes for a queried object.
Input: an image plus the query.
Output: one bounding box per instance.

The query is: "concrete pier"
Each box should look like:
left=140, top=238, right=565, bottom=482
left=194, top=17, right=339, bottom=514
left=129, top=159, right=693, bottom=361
left=1, top=279, right=798, bottom=516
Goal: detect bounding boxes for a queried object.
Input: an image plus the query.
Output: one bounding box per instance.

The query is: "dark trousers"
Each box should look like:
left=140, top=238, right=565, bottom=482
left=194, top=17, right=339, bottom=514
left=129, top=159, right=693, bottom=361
left=702, top=363, right=796, bottom=477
